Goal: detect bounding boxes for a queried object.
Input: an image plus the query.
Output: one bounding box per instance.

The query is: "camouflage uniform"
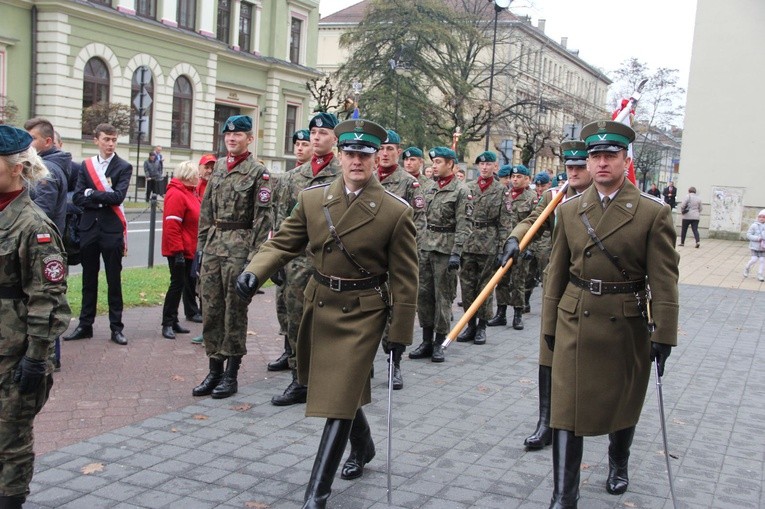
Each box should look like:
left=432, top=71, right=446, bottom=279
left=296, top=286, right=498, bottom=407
left=525, top=194, right=553, bottom=298
left=197, top=156, right=272, bottom=359
left=497, top=187, right=536, bottom=308
left=270, top=172, right=288, bottom=335
left=0, top=188, right=70, bottom=501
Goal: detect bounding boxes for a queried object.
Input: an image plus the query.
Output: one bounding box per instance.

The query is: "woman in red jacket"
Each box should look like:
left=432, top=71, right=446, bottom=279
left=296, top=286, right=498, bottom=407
left=161, top=161, right=202, bottom=339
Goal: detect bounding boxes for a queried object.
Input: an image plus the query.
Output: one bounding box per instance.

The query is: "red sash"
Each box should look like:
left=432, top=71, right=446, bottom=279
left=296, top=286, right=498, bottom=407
left=84, top=157, right=128, bottom=255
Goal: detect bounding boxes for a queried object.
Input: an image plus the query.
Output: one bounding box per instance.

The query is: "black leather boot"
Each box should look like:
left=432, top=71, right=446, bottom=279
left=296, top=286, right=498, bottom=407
left=211, top=356, right=241, bottom=399
left=524, top=290, right=533, bottom=313
left=456, top=317, right=476, bottom=342
left=0, top=495, right=24, bottom=509
left=388, top=345, right=404, bottom=390
left=302, top=418, right=353, bottom=509
left=524, top=365, right=552, bottom=449
left=549, top=429, right=583, bottom=509
left=487, top=305, right=507, bottom=326
left=192, top=357, right=224, bottom=396
left=473, top=319, right=487, bottom=345
left=431, top=333, right=445, bottom=363
left=272, top=369, right=308, bottom=406
left=512, top=307, right=524, bottom=330
left=409, top=327, right=434, bottom=359
left=606, top=426, right=635, bottom=495
left=267, top=335, right=291, bottom=371
left=340, top=408, right=376, bottom=480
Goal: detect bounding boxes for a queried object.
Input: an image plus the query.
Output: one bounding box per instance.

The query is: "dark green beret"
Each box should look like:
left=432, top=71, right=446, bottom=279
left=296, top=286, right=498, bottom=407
left=0, top=125, right=32, bottom=155
left=383, top=130, right=401, bottom=145
left=221, top=115, right=253, bottom=134
left=556, top=173, right=568, bottom=183
left=498, top=164, right=512, bottom=177
left=334, top=118, right=387, bottom=153
left=474, top=151, right=497, bottom=164
left=511, top=164, right=530, bottom=176
left=292, top=129, right=310, bottom=143
left=309, top=112, right=339, bottom=130
left=580, top=120, right=635, bottom=153
left=428, top=146, right=457, bottom=162
left=533, top=172, right=551, bottom=185
left=403, top=146, right=423, bottom=158
left=560, top=140, right=588, bottom=166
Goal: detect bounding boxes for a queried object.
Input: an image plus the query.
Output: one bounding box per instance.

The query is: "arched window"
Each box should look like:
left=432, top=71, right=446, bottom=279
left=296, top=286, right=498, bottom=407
left=130, top=67, right=154, bottom=144
left=82, top=57, right=110, bottom=136
left=172, top=76, right=193, bottom=148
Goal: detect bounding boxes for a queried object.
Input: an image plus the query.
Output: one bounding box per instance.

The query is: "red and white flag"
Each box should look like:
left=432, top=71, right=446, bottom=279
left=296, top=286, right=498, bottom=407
left=612, top=99, right=637, bottom=185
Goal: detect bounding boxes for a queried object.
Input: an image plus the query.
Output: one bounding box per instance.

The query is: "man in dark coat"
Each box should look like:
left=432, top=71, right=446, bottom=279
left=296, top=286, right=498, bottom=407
left=662, top=181, right=677, bottom=209
left=235, top=118, right=418, bottom=509
left=23, top=118, right=69, bottom=235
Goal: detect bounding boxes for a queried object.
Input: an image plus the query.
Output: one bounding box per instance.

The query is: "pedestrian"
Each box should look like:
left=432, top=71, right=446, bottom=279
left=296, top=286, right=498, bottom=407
left=455, top=168, right=466, bottom=181
left=646, top=183, right=661, bottom=198
left=541, top=120, right=679, bottom=507
left=409, top=146, right=471, bottom=363
left=678, top=186, right=703, bottom=247
left=424, top=165, right=434, bottom=179
left=235, top=118, right=418, bottom=509
left=143, top=151, right=162, bottom=201
left=662, top=180, right=677, bottom=209
left=160, top=161, right=202, bottom=339
left=191, top=115, right=273, bottom=399
left=64, top=123, right=132, bottom=346
left=743, top=210, right=765, bottom=281
left=152, top=145, right=164, bottom=172
left=0, top=125, right=71, bottom=509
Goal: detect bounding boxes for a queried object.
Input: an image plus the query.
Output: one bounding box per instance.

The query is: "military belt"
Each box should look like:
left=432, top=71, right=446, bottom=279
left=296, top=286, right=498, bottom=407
left=427, top=224, right=456, bottom=233
left=313, top=270, right=387, bottom=292
left=0, top=284, right=24, bottom=299
left=569, top=274, right=645, bottom=296
left=215, top=220, right=250, bottom=231
left=471, top=219, right=498, bottom=228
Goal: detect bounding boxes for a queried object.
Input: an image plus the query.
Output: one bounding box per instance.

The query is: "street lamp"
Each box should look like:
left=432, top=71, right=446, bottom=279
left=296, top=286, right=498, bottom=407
left=485, top=0, right=512, bottom=151
left=389, top=45, right=407, bottom=131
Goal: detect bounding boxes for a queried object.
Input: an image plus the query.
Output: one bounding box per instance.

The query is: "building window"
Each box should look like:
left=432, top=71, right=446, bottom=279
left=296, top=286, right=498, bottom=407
left=289, top=17, right=302, bottom=64
left=217, top=0, right=231, bottom=44
left=130, top=67, right=153, bottom=144
left=177, top=0, right=196, bottom=30
left=284, top=104, right=298, bottom=153
left=239, top=2, right=253, bottom=52
left=82, top=57, right=110, bottom=137
left=172, top=76, right=193, bottom=148
left=214, top=104, right=241, bottom=155
left=136, top=0, right=156, bottom=18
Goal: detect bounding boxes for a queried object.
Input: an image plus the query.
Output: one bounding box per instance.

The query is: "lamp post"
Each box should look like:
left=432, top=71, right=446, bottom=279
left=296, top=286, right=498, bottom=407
left=485, top=0, right=512, bottom=151
left=389, top=45, right=407, bottom=131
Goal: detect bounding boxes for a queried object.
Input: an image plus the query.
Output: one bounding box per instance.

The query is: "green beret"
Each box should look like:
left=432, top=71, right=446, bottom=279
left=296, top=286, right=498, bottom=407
left=511, top=164, right=530, bottom=176
left=556, top=173, right=568, bottom=184
left=580, top=120, right=635, bottom=153
left=383, top=130, right=401, bottom=145
left=334, top=118, right=387, bottom=153
left=560, top=140, right=588, bottom=166
left=309, top=112, right=339, bottom=130
left=221, top=115, right=253, bottom=134
left=292, top=129, right=310, bottom=143
left=403, top=146, right=423, bottom=159
left=497, top=164, right=512, bottom=177
left=428, top=146, right=457, bottom=162
left=533, top=172, right=551, bottom=185
left=0, top=125, right=32, bottom=155
left=474, top=151, right=497, bottom=164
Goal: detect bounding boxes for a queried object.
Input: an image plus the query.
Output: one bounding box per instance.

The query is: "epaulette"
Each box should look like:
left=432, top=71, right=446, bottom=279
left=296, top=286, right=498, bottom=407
left=640, top=192, right=665, bottom=205
left=305, top=182, right=332, bottom=191
left=385, top=190, right=411, bottom=208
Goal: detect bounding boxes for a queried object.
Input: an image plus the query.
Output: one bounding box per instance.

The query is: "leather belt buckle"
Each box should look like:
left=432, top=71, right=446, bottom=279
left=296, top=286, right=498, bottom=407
left=329, top=276, right=342, bottom=292
left=589, top=279, right=602, bottom=295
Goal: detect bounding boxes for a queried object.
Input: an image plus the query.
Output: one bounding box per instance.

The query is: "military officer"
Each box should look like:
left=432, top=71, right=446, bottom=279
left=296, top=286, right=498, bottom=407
left=409, top=147, right=471, bottom=363
left=541, top=121, right=678, bottom=508
left=192, top=115, right=273, bottom=400
left=455, top=151, right=510, bottom=345
left=0, top=126, right=70, bottom=508
left=499, top=139, right=593, bottom=451
left=235, top=118, right=418, bottom=509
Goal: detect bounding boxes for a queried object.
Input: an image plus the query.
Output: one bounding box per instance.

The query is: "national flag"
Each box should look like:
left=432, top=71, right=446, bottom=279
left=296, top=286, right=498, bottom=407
left=36, top=233, right=52, bottom=244
left=612, top=98, right=637, bottom=185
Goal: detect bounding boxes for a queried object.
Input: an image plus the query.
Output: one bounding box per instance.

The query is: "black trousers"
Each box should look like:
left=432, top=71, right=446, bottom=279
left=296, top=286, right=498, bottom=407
left=162, top=257, right=200, bottom=326
left=681, top=219, right=700, bottom=244
left=79, top=233, right=124, bottom=332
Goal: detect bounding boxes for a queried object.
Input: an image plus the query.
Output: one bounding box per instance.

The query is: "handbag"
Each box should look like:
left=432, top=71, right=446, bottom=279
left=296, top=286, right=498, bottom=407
left=681, top=201, right=690, bottom=214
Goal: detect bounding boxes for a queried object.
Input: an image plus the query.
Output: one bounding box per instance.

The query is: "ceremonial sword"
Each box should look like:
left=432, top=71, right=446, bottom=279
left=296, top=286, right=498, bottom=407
left=386, top=350, right=394, bottom=505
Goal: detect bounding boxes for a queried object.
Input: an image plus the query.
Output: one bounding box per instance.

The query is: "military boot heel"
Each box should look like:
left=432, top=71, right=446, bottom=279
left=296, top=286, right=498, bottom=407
left=524, top=365, right=552, bottom=449
left=606, top=426, right=635, bottom=495
left=211, top=356, right=241, bottom=399
left=409, top=327, right=434, bottom=359
left=512, top=307, right=524, bottom=330
left=192, top=358, right=224, bottom=396
left=340, top=408, right=376, bottom=480
left=267, top=335, right=291, bottom=371
left=272, top=369, right=308, bottom=406
left=487, top=305, right=507, bottom=326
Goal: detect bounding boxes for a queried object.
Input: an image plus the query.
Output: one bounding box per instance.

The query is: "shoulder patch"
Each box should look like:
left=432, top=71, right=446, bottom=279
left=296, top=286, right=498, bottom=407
left=43, top=254, right=66, bottom=283
left=640, top=192, right=665, bottom=205
left=385, top=190, right=411, bottom=208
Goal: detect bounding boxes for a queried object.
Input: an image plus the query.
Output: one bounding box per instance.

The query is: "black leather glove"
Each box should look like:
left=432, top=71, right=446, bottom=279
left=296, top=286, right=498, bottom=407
left=650, top=342, right=672, bottom=377
left=521, top=249, right=534, bottom=261
left=13, top=356, right=47, bottom=394
left=447, top=253, right=461, bottom=271
left=497, top=237, right=520, bottom=268
left=235, top=272, right=259, bottom=301
left=172, top=252, right=186, bottom=267
left=270, top=267, right=286, bottom=286
left=544, top=335, right=555, bottom=351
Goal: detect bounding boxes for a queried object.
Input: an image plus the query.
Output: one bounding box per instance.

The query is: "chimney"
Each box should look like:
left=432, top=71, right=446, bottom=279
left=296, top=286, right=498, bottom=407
left=538, top=19, right=546, bottom=32
left=561, top=37, right=568, bottom=48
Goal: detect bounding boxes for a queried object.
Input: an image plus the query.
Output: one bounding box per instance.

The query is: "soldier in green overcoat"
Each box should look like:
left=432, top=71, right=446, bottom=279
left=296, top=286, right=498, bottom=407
left=236, top=118, right=418, bottom=509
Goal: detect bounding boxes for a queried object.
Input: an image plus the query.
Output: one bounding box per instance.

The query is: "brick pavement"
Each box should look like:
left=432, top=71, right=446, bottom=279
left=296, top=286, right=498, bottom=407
left=24, top=239, right=765, bottom=508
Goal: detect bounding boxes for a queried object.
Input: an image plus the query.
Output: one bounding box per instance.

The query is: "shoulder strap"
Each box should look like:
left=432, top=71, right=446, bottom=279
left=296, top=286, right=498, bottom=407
left=322, top=186, right=371, bottom=276
left=579, top=212, right=631, bottom=281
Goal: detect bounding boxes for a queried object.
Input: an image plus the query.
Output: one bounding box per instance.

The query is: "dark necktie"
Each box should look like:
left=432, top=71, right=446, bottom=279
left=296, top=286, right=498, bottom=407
left=602, top=196, right=611, bottom=209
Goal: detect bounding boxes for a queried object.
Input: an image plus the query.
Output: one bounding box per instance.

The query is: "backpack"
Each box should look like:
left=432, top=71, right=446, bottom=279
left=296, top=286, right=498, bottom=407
left=63, top=212, right=81, bottom=266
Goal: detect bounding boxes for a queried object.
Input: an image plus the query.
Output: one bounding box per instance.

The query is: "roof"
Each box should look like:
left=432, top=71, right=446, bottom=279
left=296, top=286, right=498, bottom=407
left=320, top=1, right=370, bottom=23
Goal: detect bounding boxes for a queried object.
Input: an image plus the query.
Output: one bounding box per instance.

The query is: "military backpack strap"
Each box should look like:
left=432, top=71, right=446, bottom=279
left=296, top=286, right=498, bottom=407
left=321, top=186, right=371, bottom=276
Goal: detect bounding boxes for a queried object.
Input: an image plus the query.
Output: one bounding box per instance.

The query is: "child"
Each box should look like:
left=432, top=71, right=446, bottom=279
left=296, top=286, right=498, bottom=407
left=743, top=210, right=765, bottom=281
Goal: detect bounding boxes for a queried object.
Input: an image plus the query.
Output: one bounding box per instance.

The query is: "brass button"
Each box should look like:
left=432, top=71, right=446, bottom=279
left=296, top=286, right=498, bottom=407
left=317, top=301, right=324, bottom=307
left=583, top=310, right=590, bottom=317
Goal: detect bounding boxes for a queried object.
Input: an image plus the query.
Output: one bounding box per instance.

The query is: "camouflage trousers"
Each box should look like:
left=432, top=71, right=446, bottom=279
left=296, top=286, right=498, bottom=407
left=0, top=366, right=53, bottom=500
left=285, top=256, right=313, bottom=369
left=459, top=253, right=495, bottom=321
left=200, top=253, right=250, bottom=359
left=524, top=250, right=550, bottom=292
left=275, top=280, right=288, bottom=336
left=417, top=250, right=457, bottom=335
left=495, top=257, right=529, bottom=308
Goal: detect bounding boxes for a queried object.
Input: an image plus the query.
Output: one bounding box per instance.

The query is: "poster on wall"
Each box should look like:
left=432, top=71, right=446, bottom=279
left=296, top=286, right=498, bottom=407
left=710, top=186, right=744, bottom=236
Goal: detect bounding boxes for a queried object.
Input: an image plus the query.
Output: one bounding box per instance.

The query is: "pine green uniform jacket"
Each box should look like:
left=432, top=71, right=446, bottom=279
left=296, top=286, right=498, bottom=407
left=542, top=181, right=679, bottom=436
left=420, top=178, right=471, bottom=256
left=244, top=177, right=418, bottom=419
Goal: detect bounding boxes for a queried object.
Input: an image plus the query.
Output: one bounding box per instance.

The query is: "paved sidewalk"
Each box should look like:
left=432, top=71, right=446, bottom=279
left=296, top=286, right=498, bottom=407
left=25, top=239, right=765, bottom=508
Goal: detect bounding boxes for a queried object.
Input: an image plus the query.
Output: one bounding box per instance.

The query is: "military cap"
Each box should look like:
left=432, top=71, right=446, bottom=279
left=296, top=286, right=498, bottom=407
left=334, top=118, right=387, bottom=154
left=221, top=115, right=253, bottom=134
left=556, top=172, right=568, bottom=184
left=497, top=164, right=512, bottom=177
left=580, top=120, right=635, bottom=153
left=383, top=130, right=401, bottom=145
left=533, top=172, right=551, bottom=185
left=511, top=164, right=530, bottom=176
left=292, top=129, right=310, bottom=144
left=560, top=140, right=588, bottom=166
left=474, top=151, right=497, bottom=164
left=403, top=146, right=423, bottom=159
left=428, top=146, right=458, bottom=162
left=0, top=125, right=33, bottom=156
left=309, top=112, right=339, bottom=130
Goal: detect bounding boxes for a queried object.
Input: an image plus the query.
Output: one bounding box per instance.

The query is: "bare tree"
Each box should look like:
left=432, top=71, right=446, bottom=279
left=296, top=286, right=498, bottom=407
left=81, top=102, right=131, bottom=137
left=0, top=96, right=18, bottom=125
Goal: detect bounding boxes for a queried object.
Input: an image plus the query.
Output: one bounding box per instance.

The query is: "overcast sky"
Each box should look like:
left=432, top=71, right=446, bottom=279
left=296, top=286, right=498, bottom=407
left=319, top=0, right=698, bottom=104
